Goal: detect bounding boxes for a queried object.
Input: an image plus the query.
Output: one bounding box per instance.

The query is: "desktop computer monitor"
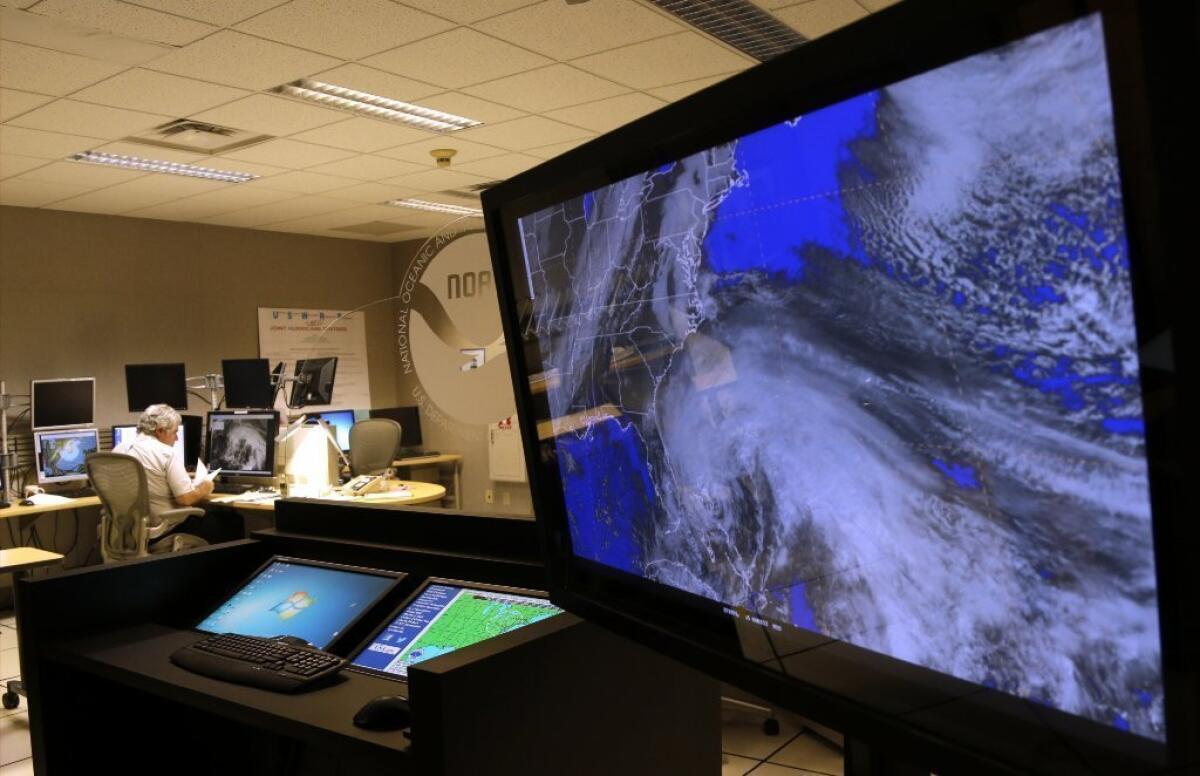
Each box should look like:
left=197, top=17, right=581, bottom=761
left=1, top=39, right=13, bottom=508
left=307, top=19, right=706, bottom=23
left=34, top=428, right=99, bottom=485
left=112, top=423, right=187, bottom=465
left=368, top=406, right=422, bottom=448
left=222, top=358, right=273, bottom=409
left=290, top=357, right=337, bottom=408
left=305, top=410, right=355, bottom=452
left=349, top=580, right=562, bottom=681
left=125, top=363, right=188, bottom=411
left=205, top=411, right=278, bottom=478
left=31, top=378, right=95, bottom=430
left=179, top=414, right=201, bottom=470
left=195, top=557, right=402, bottom=649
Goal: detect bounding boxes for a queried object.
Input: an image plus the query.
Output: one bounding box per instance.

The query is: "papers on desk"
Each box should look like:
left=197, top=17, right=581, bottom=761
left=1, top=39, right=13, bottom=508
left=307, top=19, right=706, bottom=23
left=25, top=493, right=73, bottom=506
left=193, top=460, right=222, bottom=487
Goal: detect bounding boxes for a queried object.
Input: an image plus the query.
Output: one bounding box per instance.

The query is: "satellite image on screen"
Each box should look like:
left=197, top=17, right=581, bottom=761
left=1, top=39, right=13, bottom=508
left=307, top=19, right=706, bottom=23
left=39, top=433, right=97, bottom=478
left=516, top=15, right=1162, bottom=739
left=209, top=416, right=271, bottom=473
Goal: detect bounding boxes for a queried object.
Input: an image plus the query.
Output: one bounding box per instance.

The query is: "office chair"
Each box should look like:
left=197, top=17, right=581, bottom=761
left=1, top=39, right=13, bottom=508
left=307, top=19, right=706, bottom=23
left=85, top=453, right=208, bottom=563
left=348, top=419, right=402, bottom=476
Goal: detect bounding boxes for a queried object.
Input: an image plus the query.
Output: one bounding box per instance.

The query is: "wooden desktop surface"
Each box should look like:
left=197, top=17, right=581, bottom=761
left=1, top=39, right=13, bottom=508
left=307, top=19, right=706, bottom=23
left=392, top=454, right=463, bottom=467
left=211, top=480, right=445, bottom=511
left=0, top=496, right=101, bottom=521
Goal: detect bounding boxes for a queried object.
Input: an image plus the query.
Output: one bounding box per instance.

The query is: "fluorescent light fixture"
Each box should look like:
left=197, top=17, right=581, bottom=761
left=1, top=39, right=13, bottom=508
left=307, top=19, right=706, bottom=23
left=68, top=150, right=257, bottom=183
left=384, top=198, right=483, bottom=217
left=274, top=79, right=482, bottom=132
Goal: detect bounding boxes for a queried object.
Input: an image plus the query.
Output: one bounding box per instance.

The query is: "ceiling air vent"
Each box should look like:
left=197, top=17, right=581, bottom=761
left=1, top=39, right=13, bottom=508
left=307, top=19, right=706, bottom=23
left=123, top=119, right=273, bottom=155
left=647, top=0, right=806, bottom=62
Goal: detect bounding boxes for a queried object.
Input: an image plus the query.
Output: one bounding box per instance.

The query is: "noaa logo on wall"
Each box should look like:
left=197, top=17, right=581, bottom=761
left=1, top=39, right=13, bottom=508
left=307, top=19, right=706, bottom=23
left=397, top=229, right=512, bottom=435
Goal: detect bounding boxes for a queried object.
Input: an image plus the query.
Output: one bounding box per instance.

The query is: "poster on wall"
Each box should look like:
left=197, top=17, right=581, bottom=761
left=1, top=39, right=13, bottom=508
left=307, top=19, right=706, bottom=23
left=257, top=307, right=372, bottom=414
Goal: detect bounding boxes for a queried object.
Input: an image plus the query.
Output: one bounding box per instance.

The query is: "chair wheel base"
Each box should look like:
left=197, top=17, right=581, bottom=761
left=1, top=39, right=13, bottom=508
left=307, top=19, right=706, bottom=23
left=2, top=691, right=19, bottom=710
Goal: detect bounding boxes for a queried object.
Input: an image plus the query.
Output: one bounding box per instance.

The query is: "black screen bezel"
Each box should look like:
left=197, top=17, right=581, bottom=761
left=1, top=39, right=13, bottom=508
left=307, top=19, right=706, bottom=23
left=481, top=0, right=1196, bottom=773
left=125, top=363, right=188, bottom=412
left=345, top=577, right=557, bottom=683
left=192, top=555, right=403, bottom=651
left=221, top=358, right=273, bottom=409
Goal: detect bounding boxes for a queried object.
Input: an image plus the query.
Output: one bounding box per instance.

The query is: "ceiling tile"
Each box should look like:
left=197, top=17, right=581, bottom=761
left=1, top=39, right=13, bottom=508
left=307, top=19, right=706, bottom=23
left=416, top=91, right=523, bottom=125
left=263, top=203, right=406, bottom=230
left=204, top=159, right=290, bottom=178
left=303, top=154, right=425, bottom=181
left=0, top=87, right=53, bottom=121
left=859, top=0, right=901, bottom=10
left=0, top=7, right=174, bottom=66
left=527, top=137, right=595, bottom=159
left=393, top=0, right=539, bottom=24
left=0, top=0, right=40, bottom=8
left=290, top=117, right=434, bottom=153
left=453, top=152, right=541, bottom=180
left=190, top=94, right=346, bottom=137
left=476, top=0, right=681, bottom=60
left=162, top=184, right=301, bottom=214
left=92, top=140, right=205, bottom=163
left=382, top=167, right=490, bottom=192
left=379, top=136, right=506, bottom=167
left=324, top=181, right=420, bottom=204
left=309, top=64, right=442, bottom=103
left=573, top=32, right=753, bottom=89
left=200, top=195, right=357, bottom=227
left=14, top=159, right=146, bottom=187
left=47, top=174, right=230, bottom=213
left=219, top=138, right=358, bottom=169
left=0, top=41, right=127, bottom=96
left=235, top=0, right=453, bottom=60
left=648, top=73, right=735, bottom=101
left=30, top=0, right=217, bottom=46
left=71, top=69, right=249, bottom=118
left=145, top=30, right=339, bottom=90
left=363, top=28, right=551, bottom=89
left=772, top=0, right=868, bottom=37
left=0, top=177, right=92, bottom=207
left=0, top=153, right=50, bottom=179
left=452, top=115, right=591, bottom=151
left=123, top=0, right=288, bottom=26
left=544, top=91, right=665, bottom=132
left=463, top=64, right=628, bottom=113
left=251, top=170, right=359, bottom=194
left=7, top=100, right=171, bottom=140
left=0, top=125, right=104, bottom=158
left=123, top=199, right=230, bottom=222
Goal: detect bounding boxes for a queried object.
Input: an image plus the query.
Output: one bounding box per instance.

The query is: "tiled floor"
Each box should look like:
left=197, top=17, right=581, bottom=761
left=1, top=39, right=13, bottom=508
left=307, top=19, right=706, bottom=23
left=0, top=611, right=844, bottom=775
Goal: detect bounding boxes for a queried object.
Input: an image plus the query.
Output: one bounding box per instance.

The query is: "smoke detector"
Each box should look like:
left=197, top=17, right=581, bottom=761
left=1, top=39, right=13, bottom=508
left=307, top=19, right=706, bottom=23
left=430, top=148, right=457, bottom=168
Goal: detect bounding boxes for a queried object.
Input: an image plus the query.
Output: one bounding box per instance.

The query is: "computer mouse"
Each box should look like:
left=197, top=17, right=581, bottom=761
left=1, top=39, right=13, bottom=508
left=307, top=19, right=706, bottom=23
left=0, top=500, right=10, bottom=509
left=353, top=695, right=412, bottom=731
left=19, top=499, right=35, bottom=507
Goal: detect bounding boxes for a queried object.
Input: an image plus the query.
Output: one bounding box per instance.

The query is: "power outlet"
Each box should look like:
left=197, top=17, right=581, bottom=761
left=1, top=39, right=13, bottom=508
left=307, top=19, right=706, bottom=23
left=484, top=489, right=494, bottom=504
left=502, top=491, right=511, bottom=506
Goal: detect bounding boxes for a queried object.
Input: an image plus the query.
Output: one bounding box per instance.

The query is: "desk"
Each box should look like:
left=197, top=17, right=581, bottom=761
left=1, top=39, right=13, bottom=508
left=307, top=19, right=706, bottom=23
left=0, top=496, right=100, bottom=521
left=392, top=454, right=463, bottom=509
left=210, top=481, right=446, bottom=511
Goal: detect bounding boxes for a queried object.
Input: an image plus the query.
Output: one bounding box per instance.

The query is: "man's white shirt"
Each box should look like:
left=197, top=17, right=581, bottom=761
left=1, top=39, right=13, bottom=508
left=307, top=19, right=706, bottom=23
left=112, top=432, right=194, bottom=538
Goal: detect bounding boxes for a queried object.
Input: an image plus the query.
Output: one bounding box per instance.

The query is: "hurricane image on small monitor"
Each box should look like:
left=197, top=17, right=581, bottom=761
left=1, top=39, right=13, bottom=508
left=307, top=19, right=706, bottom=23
left=40, top=435, right=96, bottom=477
left=517, top=15, right=1163, bottom=739
left=209, top=418, right=271, bottom=473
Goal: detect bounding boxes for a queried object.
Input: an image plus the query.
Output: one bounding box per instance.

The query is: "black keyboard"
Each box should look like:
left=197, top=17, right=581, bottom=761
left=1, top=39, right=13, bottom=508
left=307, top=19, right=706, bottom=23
left=212, top=482, right=254, bottom=495
left=170, top=633, right=346, bottom=693
left=54, top=487, right=96, bottom=499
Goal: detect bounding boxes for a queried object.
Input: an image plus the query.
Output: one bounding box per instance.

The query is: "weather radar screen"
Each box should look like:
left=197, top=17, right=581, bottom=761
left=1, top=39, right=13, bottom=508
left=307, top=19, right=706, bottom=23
left=515, top=15, right=1162, bottom=740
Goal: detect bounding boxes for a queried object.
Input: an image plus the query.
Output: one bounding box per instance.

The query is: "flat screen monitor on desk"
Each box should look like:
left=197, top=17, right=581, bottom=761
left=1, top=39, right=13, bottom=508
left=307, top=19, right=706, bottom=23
left=290, top=357, right=338, bottom=408
left=349, top=580, right=562, bottom=681
left=222, top=358, right=273, bottom=409
left=368, top=406, right=422, bottom=448
left=304, top=410, right=355, bottom=452
left=125, top=363, right=187, bottom=411
left=205, top=410, right=278, bottom=478
left=195, top=557, right=402, bottom=650
left=31, top=378, right=95, bottom=431
left=34, top=428, right=99, bottom=485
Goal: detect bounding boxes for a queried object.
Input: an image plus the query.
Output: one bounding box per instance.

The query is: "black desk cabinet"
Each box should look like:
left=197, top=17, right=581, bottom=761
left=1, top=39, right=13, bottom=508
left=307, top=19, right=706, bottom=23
left=15, top=506, right=720, bottom=775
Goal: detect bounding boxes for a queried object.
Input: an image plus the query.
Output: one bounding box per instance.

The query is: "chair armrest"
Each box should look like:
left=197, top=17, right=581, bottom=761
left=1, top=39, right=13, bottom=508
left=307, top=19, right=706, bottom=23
left=161, top=507, right=204, bottom=522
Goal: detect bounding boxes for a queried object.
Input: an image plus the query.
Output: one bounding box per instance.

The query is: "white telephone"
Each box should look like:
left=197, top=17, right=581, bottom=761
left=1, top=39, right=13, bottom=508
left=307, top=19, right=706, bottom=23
left=343, top=474, right=385, bottom=496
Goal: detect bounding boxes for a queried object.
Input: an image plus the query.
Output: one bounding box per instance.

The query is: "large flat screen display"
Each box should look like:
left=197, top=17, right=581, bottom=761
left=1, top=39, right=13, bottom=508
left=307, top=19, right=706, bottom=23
left=512, top=14, right=1161, bottom=742
left=195, top=558, right=399, bottom=649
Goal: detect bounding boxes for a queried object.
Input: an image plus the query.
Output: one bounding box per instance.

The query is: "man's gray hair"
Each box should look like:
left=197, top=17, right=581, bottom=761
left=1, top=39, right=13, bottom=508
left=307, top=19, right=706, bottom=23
left=137, top=404, right=182, bottom=436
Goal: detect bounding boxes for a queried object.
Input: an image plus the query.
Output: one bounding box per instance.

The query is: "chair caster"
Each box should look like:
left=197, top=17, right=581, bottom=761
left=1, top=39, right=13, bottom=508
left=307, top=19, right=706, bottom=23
left=763, top=717, right=781, bottom=736
left=2, top=691, right=19, bottom=710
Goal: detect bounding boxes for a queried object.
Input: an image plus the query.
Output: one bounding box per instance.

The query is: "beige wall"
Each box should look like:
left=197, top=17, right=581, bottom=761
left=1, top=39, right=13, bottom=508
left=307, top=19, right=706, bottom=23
left=392, top=235, right=533, bottom=517
left=0, top=205, right=398, bottom=485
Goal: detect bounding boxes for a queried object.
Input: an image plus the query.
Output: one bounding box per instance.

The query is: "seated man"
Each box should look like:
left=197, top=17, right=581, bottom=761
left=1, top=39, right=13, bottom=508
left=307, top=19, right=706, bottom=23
left=113, top=404, right=241, bottom=545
